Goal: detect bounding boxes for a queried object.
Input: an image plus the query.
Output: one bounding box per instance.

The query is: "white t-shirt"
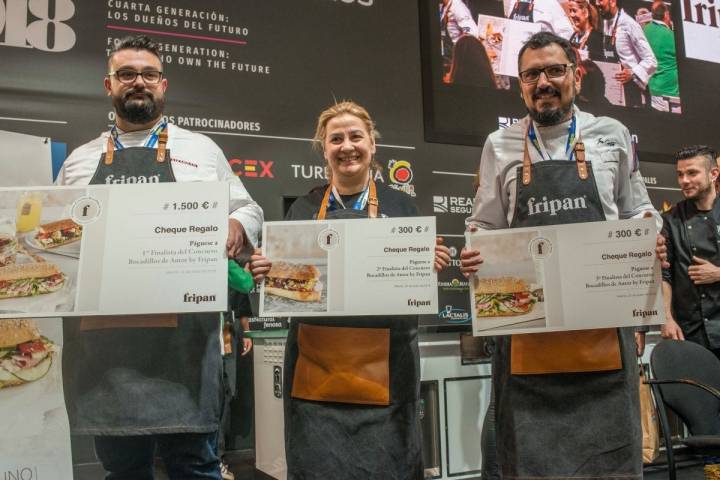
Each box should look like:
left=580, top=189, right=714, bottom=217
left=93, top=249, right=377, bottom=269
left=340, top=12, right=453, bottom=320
left=57, top=121, right=263, bottom=245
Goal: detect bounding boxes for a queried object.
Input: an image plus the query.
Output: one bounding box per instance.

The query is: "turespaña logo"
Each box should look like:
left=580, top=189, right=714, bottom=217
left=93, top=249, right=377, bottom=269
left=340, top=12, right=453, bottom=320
left=438, top=305, right=470, bottom=323
left=0, top=0, right=76, bottom=51
left=433, top=195, right=473, bottom=214
left=291, top=164, right=385, bottom=182
left=388, top=159, right=416, bottom=197
left=228, top=159, right=274, bottom=178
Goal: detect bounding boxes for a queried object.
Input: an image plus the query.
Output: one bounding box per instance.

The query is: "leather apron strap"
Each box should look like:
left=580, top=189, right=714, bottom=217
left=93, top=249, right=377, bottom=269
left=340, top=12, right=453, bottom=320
left=316, top=178, right=378, bottom=220
left=522, top=131, right=587, bottom=185
left=104, top=127, right=169, bottom=166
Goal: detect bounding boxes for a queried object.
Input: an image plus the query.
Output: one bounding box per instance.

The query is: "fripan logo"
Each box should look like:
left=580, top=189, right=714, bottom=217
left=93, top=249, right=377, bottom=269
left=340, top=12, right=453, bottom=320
left=438, top=305, right=470, bottom=323
left=527, top=195, right=587, bottom=216
left=184, top=293, right=216, bottom=304
left=433, top=195, right=473, bottom=214
left=105, top=174, right=160, bottom=184
left=408, top=298, right=431, bottom=308
left=0, top=0, right=77, bottom=51
left=388, top=159, right=416, bottom=197
left=228, top=159, right=274, bottom=178
left=3, top=466, right=39, bottom=480
left=632, top=309, right=658, bottom=319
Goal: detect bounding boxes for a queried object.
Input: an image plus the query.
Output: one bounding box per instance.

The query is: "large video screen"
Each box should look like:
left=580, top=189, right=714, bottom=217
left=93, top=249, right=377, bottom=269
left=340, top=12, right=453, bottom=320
left=419, top=0, right=720, bottom=153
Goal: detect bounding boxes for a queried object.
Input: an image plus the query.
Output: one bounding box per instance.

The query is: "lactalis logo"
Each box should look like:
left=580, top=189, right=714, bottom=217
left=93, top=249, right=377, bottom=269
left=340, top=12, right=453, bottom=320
left=184, top=293, right=216, bottom=304
left=527, top=196, right=587, bottom=216
left=0, top=0, right=76, bottom=51
left=633, top=309, right=658, bottom=319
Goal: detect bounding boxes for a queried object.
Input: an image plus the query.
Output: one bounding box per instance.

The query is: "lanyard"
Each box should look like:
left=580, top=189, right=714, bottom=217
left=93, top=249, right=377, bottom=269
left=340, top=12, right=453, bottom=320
left=110, top=119, right=168, bottom=150
left=605, top=10, right=621, bottom=46
left=327, top=182, right=370, bottom=212
left=527, top=114, right=578, bottom=162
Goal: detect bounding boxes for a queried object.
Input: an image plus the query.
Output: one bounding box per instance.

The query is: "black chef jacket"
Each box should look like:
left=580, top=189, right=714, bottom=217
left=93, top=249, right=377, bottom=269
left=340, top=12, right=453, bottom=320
left=662, top=197, right=720, bottom=349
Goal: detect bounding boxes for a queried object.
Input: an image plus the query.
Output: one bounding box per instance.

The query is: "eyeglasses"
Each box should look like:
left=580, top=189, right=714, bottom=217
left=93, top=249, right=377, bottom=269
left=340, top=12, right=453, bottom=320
left=518, top=64, right=574, bottom=84
left=108, top=69, right=163, bottom=84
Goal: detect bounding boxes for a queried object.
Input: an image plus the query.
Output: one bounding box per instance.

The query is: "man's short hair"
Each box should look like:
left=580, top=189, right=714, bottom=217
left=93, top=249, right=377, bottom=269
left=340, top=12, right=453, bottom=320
left=675, top=145, right=718, bottom=171
left=108, top=35, right=162, bottom=68
left=517, top=32, right=577, bottom=72
left=652, top=2, right=668, bottom=20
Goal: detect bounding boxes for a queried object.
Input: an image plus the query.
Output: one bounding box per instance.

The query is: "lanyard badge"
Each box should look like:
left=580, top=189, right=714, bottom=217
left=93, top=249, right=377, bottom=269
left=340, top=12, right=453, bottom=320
left=327, top=182, right=370, bottom=212
left=110, top=119, right=168, bottom=150
left=527, top=114, right=578, bottom=162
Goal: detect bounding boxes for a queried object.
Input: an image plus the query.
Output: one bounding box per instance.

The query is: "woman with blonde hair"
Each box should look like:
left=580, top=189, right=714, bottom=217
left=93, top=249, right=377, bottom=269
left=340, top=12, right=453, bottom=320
left=568, top=0, right=603, bottom=59
left=251, top=101, right=450, bottom=479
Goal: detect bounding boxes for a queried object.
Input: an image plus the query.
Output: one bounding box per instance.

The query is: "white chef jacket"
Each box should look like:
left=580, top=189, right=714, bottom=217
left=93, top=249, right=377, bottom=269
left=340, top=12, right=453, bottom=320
left=603, top=9, right=657, bottom=87
left=466, top=107, right=661, bottom=231
left=507, top=0, right=575, bottom=40
left=443, top=0, right=479, bottom=43
left=57, top=120, right=263, bottom=246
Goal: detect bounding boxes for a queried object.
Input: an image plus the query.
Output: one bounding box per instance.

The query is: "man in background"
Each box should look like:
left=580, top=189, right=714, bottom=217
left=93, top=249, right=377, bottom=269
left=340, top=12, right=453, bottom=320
left=643, top=2, right=681, bottom=113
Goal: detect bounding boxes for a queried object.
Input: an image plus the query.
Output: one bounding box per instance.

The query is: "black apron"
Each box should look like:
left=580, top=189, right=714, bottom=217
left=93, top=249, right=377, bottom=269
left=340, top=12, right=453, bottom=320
left=510, top=0, right=534, bottom=22
left=493, top=131, right=642, bottom=479
left=63, top=129, right=223, bottom=435
left=283, top=181, right=423, bottom=480
left=603, top=12, right=645, bottom=108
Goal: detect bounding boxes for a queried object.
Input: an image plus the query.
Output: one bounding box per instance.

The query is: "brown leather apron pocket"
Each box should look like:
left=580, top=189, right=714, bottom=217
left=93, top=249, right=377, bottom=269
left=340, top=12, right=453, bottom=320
left=292, top=323, right=390, bottom=405
left=511, top=328, right=622, bottom=375
left=80, top=314, right=179, bottom=330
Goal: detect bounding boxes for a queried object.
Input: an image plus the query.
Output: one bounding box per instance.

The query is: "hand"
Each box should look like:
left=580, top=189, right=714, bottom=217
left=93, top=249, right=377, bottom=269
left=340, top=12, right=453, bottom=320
left=226, top=219, right=246, bottom=259
left=635, top=331, right=646, bottom=357
left=614, top=67, right=634, bottom=84
left=249, top=248, right=272, bottom=283
left=688, top=256, right=720, bottom=284
left=241, top=337, right=253, bottom=356
left=661, top=317, right=685, bottom=340
left=434, top=237, right=451, bottom=273
left=655, top=234, right=669, bottom=269
left=460, top=225, right=483, bottom=277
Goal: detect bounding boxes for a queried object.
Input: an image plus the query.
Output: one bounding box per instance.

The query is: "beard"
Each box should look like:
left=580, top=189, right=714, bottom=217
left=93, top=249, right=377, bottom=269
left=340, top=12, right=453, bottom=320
left=682, top=178, right=714, bottom=202
left=113, top=88, right=164, bottom=125
left=527, top=85, right=575, bottom=126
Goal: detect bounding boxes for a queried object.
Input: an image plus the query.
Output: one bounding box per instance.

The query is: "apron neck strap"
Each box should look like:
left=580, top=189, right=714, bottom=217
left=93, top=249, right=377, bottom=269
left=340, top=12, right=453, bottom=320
left=316, top=177, right=379, bottom=220
left=105, top=122, right=169, bottom=166
left=522, top=123, right=588, bottom=186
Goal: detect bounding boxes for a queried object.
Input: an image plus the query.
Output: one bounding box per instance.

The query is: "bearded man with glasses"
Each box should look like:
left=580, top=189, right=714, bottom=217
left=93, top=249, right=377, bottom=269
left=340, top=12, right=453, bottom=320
left=57, top=35, right=263, bottom=480
left=461, top=31, right=665, bottom=479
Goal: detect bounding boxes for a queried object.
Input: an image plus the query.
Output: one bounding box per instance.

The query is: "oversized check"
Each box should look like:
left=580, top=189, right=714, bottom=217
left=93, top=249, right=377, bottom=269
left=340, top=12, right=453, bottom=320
left=260, top=217, right=438, bottom=317
left=0, top=182, right=228, bottom=318
left=467, top=218, right=664, bottom=336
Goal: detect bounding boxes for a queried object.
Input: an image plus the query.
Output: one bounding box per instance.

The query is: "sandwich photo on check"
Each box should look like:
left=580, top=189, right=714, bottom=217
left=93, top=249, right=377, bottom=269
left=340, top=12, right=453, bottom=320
left=0, top=319, right=56, bottom=389
left=265, top=261, right=322, bottom=302
left=475, top=276, right=539, bottom=317
left=33, top=219, right=82, bottom=249
left=0, top=263, right=66, bottom=299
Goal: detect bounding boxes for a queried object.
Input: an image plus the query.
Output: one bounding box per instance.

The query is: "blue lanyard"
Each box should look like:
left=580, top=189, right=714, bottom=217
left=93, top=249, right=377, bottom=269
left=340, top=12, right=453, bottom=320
left=527, top=114, right=578, bottom=161
left=327, top=183, right=370, bottom=212
left=110, top=119, right=168, bottom=150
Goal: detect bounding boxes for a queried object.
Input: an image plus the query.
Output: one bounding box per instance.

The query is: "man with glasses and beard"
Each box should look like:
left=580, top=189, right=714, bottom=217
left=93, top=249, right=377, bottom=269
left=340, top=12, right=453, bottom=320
left=461, top=31, right=662, bottom=479
left=661, top=146, right=720, bottom=360
left=57, top=35, right=263, bottom=479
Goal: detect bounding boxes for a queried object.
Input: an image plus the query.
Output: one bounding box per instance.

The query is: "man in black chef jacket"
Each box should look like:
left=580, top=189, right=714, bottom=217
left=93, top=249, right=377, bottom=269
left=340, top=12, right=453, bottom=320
left=661, top=145, right=720, bottom=359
